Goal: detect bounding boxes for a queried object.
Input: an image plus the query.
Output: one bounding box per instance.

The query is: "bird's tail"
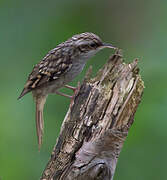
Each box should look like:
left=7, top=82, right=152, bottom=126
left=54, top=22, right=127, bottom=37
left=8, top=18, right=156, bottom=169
left=35, top=96, right=47, bottom=151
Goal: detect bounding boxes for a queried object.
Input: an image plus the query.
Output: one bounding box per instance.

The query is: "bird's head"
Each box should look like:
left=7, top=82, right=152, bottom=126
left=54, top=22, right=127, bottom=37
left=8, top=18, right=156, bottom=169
left=70, top=32, right=116, bottom=58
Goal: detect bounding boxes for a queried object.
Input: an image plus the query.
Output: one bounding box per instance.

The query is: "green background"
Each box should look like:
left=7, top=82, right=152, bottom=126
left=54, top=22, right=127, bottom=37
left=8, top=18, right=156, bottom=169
left=0, top=0, right=166, bottom=179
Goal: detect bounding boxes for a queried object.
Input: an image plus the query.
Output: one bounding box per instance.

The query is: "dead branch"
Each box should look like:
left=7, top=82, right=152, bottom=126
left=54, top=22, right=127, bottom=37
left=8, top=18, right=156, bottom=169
left=41, top=50, right=144, bottom=180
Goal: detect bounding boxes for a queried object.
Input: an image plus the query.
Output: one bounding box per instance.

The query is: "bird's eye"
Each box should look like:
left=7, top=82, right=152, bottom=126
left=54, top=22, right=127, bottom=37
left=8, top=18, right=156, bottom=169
left=90, top=43, right=97, bottom=48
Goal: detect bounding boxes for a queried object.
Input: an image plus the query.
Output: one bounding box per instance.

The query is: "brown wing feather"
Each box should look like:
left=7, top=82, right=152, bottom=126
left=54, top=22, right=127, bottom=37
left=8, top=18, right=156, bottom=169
left=18, top=47, right=72, bottom=99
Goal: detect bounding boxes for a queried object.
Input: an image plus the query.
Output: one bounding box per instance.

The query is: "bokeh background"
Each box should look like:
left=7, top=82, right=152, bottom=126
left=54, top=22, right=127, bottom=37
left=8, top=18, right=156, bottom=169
left=0, top=0, right=166, bottom=179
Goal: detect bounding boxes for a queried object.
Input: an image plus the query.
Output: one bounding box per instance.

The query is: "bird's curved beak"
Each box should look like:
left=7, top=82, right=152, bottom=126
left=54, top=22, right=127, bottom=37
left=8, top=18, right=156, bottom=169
left=102, top=43, right=116, bottom=49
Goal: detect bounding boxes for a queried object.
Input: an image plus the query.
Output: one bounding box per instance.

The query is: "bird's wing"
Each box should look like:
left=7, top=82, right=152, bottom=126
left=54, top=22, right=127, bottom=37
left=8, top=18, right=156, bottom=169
left=18, top=48, right=72, bottom=99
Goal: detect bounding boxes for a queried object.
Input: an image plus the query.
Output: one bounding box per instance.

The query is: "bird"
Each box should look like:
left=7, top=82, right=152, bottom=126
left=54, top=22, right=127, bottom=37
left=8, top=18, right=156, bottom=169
left=18, top=32, right=116, bottom=150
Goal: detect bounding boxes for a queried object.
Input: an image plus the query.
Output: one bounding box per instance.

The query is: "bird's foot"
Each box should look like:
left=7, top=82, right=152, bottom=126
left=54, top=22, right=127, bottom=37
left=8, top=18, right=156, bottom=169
left=64, top=82, right=80, bottom=94
left=65, top=82, right=81, bottom=109
left=55, top=91, right=72, bottom=99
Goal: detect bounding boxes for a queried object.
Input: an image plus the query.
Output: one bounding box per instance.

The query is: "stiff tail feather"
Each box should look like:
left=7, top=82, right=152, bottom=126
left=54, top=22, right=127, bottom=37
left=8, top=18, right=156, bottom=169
left=35, top=96, right=47, bottom=151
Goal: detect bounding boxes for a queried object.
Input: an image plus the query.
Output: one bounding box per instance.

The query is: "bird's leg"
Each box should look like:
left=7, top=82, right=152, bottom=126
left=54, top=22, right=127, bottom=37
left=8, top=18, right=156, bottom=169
left=64, top=85, right=76, bottom=91
left=64, top=82, right=81, bottom=108
left=64, top=82, right=81, bottom=95
left=54, top=83, right=81, bottom=108
left=55, top=91, right=72, bottom=99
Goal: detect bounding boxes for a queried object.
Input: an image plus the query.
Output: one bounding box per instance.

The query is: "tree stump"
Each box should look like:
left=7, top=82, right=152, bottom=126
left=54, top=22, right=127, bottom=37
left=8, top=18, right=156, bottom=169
left=41, top=50, right=144, bottom=180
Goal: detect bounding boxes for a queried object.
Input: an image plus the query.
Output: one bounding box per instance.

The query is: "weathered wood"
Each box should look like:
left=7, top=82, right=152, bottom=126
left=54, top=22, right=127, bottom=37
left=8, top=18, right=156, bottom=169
left=41, top=50, right=144, bottom=180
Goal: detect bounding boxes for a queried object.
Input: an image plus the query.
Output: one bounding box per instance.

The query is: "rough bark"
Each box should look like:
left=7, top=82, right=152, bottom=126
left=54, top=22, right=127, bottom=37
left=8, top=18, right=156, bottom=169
left=41, top=50, right=144, bottom=180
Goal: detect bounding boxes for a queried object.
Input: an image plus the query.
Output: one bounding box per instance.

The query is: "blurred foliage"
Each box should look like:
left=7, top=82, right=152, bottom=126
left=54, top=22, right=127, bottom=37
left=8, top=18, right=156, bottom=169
left=0, top=0, right=167, bottom=179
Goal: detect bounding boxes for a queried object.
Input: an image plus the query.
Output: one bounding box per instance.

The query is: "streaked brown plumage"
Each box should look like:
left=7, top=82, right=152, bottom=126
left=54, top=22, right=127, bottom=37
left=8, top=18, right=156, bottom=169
left=18, top=32, right=116, bottom=150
